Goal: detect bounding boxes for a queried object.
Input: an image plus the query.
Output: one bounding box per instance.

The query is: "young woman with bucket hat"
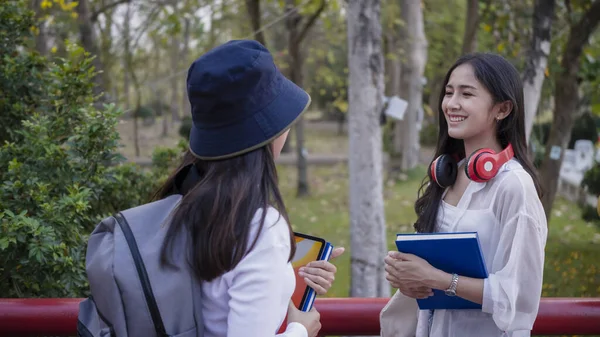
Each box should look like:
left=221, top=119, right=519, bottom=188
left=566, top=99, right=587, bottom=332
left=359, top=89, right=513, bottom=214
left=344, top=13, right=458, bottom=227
left=154, top=40, right=343, bottom=337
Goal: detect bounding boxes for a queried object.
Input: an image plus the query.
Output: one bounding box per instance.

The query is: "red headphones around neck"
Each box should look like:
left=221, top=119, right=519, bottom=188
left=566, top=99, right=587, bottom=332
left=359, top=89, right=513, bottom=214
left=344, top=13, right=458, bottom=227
left=429, top=143, right=514, bottom=188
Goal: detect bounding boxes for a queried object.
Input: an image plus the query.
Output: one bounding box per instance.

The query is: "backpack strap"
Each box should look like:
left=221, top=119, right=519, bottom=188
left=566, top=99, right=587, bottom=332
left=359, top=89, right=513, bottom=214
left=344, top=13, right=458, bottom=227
left=114, top=213, right=169, bottom=337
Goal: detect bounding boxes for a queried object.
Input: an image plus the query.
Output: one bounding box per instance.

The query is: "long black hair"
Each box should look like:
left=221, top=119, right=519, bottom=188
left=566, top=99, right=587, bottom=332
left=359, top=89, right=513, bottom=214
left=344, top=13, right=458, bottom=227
left=414, top=53, right=543, bottom=234
left=155, top=146, right=295, bottom=282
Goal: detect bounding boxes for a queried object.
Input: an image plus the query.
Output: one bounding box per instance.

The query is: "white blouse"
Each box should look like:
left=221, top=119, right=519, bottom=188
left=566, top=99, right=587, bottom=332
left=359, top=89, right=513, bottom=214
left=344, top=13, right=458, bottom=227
left=201, top=207, right=307, bottom=337
left=415, top=158, right=548, bottom=337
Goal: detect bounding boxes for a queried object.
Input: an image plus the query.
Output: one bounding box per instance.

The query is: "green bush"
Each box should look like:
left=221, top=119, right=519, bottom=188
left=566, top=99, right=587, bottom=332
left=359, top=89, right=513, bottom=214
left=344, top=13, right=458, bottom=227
left=0, top=1, right=47, bottom=144
left=179, top=115, right=193, bottom=139
left=581, top=162, right=600, bottom=224
left=569, top=112, right=599, bottom=149
left=0, top=1, right=159, bottom=298
left=582, top=162, right=600, bottom=196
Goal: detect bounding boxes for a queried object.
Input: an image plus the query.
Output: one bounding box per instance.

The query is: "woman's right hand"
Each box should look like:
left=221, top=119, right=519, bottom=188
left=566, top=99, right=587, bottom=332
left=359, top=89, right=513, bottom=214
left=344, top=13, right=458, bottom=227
left=287, top=301, right=322, bottom=337
left=384, top=253, right=434, bottom=299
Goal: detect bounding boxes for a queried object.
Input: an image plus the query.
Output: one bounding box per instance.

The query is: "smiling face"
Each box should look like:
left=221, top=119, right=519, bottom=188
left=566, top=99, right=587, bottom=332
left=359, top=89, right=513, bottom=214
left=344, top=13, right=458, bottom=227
left=441, top=63, right=505, bottom=147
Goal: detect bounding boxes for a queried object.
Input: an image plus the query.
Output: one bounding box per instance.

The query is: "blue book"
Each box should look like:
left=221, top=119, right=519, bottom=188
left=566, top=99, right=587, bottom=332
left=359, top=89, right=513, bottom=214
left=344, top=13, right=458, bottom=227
left=395, top=232, right=488, bottom=310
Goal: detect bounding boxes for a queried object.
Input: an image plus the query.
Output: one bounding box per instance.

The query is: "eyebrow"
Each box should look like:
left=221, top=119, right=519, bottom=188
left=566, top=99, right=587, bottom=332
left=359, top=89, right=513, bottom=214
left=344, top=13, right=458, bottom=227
left=446, top=84, right=477, bottom=90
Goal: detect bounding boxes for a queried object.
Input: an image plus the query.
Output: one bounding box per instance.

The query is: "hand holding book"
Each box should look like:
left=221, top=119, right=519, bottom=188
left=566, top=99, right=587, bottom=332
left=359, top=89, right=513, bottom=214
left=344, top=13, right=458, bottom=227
left=384, top=252, right=436, bottom=299
left=386, top=232, right=489, bottom=310
left=290, top=233, right=344, bottom=311
left=298, top=247, right=345, bottom=295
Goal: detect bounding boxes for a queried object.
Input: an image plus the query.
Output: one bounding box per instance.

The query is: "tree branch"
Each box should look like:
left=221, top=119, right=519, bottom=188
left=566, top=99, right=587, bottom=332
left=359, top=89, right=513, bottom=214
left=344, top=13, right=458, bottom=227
left=295, top=0, right=327, bottom=45
left=91, top=0, right=131, bottom=22
left=565, top=0, right=573, bottom=25
left=562, top=0, right=600, bottom=70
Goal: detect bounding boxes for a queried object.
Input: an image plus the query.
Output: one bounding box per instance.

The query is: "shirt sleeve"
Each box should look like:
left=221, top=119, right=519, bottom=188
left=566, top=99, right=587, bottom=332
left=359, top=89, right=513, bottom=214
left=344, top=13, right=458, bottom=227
left=482, top=172, right=548, bottom=332
left=226, top=222, right=307, bottom=337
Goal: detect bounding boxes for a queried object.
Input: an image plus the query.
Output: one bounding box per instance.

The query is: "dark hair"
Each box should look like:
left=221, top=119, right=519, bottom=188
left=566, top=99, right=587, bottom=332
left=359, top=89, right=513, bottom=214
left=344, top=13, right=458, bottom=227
left=414, top=53, right=543, bottom=233
left=155, top=146, right=295, bottom=282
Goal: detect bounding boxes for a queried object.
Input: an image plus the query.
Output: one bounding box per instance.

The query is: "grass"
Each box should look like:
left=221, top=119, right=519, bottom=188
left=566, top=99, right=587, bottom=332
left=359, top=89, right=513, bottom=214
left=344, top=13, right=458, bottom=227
left=542, top=199, right=600, bottom=298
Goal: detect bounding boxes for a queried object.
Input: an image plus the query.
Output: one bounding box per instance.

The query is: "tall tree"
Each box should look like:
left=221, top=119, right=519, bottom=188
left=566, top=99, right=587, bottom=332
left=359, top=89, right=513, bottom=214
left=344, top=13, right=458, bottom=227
left=346, top=0, right=389, bottom=299
left=76, top=0, right=129, bottom=102
left=285, top=0, right=327, bottom=197
left=398, top=0, right=428, bottom=171
left=123, top=1, right=140, bottom=158
left=539, top=0, right=600, bottom=219
left=461, top=0, right=479, bottom=54
left=523, top=0, right=555, bottom=143
left=246, top=0, right=267, bottom=46
left=76, top=0, right=106, bottom=101
left=169, top=1, right=181, bottom=123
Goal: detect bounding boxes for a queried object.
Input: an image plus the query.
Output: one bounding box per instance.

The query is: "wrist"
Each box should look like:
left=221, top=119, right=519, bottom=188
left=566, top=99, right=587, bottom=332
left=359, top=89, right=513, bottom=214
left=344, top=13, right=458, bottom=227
left=286, top=322, right=308, bottom=337
left=427, top=269, right=453, bottom=290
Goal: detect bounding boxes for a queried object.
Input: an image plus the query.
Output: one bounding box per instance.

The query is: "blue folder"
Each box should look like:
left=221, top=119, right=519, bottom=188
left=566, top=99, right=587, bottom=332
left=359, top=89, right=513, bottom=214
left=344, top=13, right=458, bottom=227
left=394, top=232, right=488, bottom=310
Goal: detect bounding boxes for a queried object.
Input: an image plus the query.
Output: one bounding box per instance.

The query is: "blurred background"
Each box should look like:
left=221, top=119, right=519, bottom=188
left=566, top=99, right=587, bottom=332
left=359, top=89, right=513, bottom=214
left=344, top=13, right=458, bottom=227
left=0, top=1, right=599, bottom=333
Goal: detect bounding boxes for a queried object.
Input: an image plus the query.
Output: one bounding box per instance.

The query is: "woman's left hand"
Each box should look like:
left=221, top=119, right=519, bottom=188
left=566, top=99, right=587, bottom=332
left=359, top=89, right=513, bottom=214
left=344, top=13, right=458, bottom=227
left=298, top=247, right=345, bottom=295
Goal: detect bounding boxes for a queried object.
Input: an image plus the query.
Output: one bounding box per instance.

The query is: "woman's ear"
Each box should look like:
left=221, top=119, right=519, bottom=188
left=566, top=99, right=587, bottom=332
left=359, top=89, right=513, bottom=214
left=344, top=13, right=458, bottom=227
left=495, top=100, right=513, bottom=121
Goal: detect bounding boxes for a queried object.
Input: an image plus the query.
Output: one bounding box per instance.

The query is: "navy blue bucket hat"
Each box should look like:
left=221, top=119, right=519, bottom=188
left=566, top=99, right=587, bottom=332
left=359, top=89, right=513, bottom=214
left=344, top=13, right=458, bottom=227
left=185, top=39, right=311, bottom=160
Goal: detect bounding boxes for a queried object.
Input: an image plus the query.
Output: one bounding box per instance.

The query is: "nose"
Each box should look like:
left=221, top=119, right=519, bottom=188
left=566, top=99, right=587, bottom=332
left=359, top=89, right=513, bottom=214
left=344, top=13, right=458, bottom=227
left=446, top=94, right=460, bottom=111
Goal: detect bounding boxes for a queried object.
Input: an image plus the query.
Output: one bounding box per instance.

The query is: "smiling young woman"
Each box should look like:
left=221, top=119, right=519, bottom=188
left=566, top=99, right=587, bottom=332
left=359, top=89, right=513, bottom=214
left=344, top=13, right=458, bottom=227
left=384, top=53, right=547, bottom=337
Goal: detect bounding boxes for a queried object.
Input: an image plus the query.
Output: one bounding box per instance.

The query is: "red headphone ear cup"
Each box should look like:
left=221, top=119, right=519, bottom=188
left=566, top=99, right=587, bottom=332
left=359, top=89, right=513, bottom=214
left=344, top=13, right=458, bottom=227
left=431, top=154, right=457, bottom=188
left=465, top=149, right=496, bottom=182
left=464, top=149, right=480, bottom=181
left=429, top=158, right=439, bottom=184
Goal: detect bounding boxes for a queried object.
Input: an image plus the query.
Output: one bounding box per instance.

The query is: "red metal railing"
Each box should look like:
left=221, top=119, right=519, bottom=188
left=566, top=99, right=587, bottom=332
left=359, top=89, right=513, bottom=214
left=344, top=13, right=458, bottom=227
left=0, top=297, right=599, bottom=336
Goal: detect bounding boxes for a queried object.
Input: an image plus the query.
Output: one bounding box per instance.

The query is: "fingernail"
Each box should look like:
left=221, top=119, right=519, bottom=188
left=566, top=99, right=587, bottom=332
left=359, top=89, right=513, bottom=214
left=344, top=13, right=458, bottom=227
left=299, top=267, right=305, bottom=272
left=298, top=271, right=305, bottom=277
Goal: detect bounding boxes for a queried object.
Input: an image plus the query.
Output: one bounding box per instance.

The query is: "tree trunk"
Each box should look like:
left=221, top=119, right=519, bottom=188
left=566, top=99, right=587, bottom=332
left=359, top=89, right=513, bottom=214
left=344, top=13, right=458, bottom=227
left=152, top=37, right=168, bottom=137
left=384, top=33, right=401, bottom=97
left=123, top=58, right=130, bottom=112
left=398, top=0, right=427, bottom=172
left=461, top=0, right=479, bottom=55
left=346, top=0, right=390, bottom=299
left=539, top=0, right=600, bottom=219
left=76, top=0, right=106, bottom=102
left=388, top=36, right=402, bottom=167
left=170, top=4, right=181, bottom=124
left=285, top=0, right=308, bottom=196
left=523, top=0, right=555, bottom=143
left=246, top=0, right=267, bottom=46
left=180, top=18, right=191, bottom=120
left=285, top=0, right=326, bottom=197
left=31, top=0, right=48, bottom=56
left=123, top=2, right=139, bottom=158
left=384, top=32, right=402, bottom=174
left=427, top=75, right=443, bottom=125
